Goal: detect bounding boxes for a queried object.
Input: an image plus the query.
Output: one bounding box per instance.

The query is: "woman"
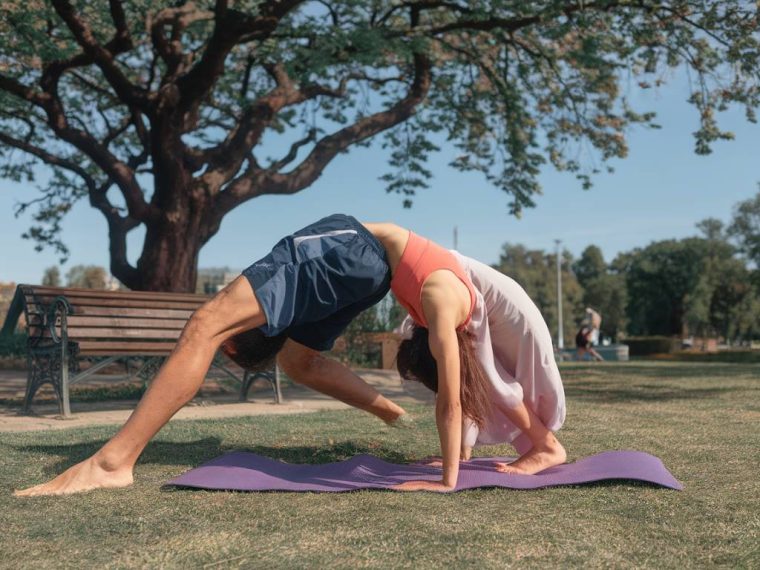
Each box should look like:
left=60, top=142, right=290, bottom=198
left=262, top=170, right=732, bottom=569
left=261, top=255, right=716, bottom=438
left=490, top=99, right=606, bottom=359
left=392, top=236, right=566, bottom=489
left=394, top=248, right=567, bottom=490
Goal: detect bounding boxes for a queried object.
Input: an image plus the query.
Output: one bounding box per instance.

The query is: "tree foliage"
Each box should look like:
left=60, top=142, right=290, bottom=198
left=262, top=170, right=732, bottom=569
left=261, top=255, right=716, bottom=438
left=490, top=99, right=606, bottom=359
left=41, top=265, right=61, bottom=286
left=1, top=1, right=758, bottom=291
left=573, top=245, right=627, bottom=339
left=728, top=186, right=760, bottom=268
left=493, top=243, right=584, bottom=345
left=621, top=236, right=755, bottom=339
left=65, top=264, right=108, bottom=288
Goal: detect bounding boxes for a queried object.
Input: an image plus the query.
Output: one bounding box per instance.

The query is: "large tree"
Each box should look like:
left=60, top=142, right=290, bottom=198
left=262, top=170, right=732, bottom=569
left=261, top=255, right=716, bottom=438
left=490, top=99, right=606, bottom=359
left=1, top=1, right=758, bottom=291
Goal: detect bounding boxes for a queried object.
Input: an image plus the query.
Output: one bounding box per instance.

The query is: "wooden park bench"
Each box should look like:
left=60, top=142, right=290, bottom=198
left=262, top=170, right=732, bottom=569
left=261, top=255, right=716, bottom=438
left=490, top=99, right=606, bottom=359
left=0, top=284, right=282, bottom=418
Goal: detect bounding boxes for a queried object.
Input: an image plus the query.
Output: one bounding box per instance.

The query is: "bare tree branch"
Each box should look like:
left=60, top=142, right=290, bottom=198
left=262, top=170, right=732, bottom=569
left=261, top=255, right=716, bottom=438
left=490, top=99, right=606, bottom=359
left=214, top=52, right=432, bottom=216
left=175, top=0, right=306, bottom=113
left=269, top=128, right=318, bottom=171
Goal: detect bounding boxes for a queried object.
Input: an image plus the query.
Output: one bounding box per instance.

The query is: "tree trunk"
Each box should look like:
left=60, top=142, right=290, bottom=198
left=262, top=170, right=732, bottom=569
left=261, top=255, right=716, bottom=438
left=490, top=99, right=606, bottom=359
left=135, top=220, right=202, bottom=292
left=128, top=116, right=211, bottom=293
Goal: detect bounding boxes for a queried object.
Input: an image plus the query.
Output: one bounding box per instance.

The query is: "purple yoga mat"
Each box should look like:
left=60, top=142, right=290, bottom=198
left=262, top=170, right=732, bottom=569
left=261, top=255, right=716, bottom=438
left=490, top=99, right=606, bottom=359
left=166, top=450, right=683, bottom=492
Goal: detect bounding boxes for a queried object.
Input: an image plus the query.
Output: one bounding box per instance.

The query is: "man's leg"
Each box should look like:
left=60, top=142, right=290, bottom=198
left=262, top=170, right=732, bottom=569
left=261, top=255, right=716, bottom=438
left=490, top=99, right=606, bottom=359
left=15, top=276, right=266, bottom=497
left=277, top=339, right=406, bottom=424
left=588, top=347, right=605, bottom=362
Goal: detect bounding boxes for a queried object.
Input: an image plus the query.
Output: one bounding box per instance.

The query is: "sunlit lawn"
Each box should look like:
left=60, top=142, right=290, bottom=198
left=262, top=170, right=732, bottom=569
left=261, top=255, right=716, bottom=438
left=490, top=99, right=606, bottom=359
left=1, top=361, right=758, bottom=569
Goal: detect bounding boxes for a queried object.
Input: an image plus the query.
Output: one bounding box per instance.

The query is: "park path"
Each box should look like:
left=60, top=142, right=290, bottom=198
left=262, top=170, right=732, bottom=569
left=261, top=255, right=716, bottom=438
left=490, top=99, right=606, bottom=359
left=0, top=368, right=433, bottom=432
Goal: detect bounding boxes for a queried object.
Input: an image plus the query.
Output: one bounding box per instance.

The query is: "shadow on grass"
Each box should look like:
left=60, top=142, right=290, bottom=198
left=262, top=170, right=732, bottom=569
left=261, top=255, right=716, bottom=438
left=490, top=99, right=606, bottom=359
left=564, top=381, right=742, bottom=403
left=238, top=442, right=410, bottom=464
left=564, top=363, right=760, bottom=380
left=9, top=438, right=411, bottom=477
left=9, top=437, right=226, bottom=475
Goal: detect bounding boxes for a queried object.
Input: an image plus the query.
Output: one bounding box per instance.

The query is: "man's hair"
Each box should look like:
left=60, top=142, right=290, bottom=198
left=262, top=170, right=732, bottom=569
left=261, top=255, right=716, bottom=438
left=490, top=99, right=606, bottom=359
left=396, top=325, right=491, bottom=429
left=221, top=328, right=288, bottom=372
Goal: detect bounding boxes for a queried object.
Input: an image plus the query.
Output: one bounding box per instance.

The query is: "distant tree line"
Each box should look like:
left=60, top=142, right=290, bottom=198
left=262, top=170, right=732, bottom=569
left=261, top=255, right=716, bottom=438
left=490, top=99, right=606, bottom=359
left=356, top=189, right=760, bottom=346
left=42, top=264, right=109, bottom=290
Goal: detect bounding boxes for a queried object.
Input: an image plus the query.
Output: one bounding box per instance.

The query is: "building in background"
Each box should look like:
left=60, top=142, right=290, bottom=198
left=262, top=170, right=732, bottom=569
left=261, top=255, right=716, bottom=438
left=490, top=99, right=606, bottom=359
left=195, top=267, right=239, bottom=295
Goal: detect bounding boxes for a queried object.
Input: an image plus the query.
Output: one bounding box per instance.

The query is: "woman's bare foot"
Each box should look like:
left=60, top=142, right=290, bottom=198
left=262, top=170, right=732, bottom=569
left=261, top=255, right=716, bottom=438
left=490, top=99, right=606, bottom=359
left=494, top=437, right=567, bottom=475
left=14, top=454, right=134, bottom=497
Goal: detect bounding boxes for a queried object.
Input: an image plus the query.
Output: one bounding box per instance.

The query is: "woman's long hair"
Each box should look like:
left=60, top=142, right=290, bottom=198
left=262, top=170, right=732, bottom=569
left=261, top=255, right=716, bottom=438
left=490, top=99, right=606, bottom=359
left=397, top=326, right=491, bottom=429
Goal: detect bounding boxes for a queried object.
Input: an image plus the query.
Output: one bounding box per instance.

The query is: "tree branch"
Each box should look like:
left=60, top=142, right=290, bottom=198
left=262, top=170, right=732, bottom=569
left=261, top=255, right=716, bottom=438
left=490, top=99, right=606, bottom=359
left=148, top=2, right=214, bottom=78
left=49, top=0, right=146, bottom=108
left=175, top=0, right=306, bottom=114
left=269, top=128, right=317, bottom=171
left=215, top=52, right=433, bottom=216
left=0, top=131, right=98, bottom=193
left=0, top=74, right=50, bottom=107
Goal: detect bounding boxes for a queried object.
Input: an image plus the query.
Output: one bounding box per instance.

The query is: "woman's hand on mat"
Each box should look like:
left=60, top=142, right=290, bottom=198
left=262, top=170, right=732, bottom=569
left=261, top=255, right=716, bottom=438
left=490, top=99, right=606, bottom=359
left=417, top=455, right=443, bottom=466
left=418, top=454, right=470, bottom=467
left=392, top=480, right=455, bottom=492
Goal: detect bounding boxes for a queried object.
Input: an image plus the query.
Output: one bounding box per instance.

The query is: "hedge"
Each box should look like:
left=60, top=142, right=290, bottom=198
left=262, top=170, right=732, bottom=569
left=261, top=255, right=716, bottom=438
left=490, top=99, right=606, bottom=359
left=0, top=334, right=26, bottom=358
left=624, top=336, right=680, bottom=356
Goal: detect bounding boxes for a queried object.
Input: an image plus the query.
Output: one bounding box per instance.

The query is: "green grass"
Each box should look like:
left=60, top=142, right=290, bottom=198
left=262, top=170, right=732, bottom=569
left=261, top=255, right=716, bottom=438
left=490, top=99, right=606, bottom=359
left=1, top=362, right=758, bottom=569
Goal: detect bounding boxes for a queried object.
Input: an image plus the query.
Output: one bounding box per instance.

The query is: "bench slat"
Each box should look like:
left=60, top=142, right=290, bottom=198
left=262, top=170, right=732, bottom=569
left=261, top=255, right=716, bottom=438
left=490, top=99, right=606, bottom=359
left=32, top=295, right=204, bottom=310
left=26, top=286, right=211, bottom=302
left=77, top=341, right=178, bottom=353
left=66, top=316, right=188, bottom=329
left=53, top=327, right=183, bottom=340
left=70, top=306, right=196, bottom=319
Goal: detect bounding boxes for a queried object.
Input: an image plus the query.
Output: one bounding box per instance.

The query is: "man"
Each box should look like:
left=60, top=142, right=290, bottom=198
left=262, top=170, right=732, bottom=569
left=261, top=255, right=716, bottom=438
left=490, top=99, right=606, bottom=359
left=15, top=214, right=408, bottom=496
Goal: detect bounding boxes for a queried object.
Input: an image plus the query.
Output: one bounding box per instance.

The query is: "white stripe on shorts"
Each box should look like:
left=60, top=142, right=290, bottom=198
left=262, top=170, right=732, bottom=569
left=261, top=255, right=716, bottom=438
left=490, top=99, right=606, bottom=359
left=292, top=229, right=358, bottom=247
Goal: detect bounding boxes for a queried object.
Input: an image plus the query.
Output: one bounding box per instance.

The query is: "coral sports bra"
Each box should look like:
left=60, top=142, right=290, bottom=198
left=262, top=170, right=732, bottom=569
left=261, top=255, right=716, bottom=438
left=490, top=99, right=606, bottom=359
left=390, top=231, right=476, bottom=329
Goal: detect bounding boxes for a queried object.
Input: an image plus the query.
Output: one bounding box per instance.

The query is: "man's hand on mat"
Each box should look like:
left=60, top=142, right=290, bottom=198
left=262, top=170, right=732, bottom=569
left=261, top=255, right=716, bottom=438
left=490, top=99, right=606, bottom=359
left=385, top=413, right=414, bottom=429
left=392, top=480, right=454, bottom=492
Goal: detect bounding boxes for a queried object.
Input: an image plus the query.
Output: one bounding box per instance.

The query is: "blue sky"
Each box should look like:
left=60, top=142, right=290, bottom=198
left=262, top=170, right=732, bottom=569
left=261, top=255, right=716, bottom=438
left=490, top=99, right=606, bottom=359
left=1, top=71, right=758, bottom=285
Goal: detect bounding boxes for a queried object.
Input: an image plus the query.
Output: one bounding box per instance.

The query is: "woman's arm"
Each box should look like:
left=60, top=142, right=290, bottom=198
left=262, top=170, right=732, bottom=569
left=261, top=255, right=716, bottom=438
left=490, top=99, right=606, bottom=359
left=394, top=288, right=463, bottom=492
left=429, top=317, right=462, bottom=489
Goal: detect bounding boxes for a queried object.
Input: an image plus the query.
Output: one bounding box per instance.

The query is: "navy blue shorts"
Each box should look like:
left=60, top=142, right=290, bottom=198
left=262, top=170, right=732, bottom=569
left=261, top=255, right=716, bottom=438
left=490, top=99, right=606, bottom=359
left=241, top=214, right=390, bottom=351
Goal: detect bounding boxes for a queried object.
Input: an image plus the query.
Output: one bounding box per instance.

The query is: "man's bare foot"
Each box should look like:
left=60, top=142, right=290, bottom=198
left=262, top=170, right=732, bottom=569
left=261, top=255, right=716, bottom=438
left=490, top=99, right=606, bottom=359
left=494, top=438, right=567, bottom=475
left=14, top=455, right=134, bottom=497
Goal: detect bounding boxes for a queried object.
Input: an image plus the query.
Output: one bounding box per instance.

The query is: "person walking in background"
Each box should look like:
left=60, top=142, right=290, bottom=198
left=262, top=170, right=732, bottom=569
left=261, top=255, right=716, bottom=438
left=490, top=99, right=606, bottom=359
left=576, top=308, right=604, bottom=362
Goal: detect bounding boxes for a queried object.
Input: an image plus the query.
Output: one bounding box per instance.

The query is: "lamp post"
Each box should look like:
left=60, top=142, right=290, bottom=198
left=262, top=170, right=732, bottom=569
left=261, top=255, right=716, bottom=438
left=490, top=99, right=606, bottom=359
left=555, top=239, right=564, bottom=350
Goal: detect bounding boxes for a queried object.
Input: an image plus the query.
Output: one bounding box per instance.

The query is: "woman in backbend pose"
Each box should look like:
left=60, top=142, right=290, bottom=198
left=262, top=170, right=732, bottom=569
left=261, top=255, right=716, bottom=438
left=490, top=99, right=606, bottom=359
left=395, top=250, right=567, bottom=482
left=15, top=214, right=564, bottom=496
